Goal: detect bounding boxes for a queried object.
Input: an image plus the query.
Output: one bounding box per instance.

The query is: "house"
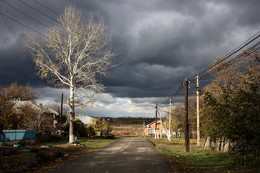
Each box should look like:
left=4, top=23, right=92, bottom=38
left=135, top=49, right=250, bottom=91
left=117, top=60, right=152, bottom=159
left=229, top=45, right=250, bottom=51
left=12, top=101, right=59, bottom=132
left=38, top=104, right=59, bottom=130
left=77, top=114, right=96, bottom=125
left=144, top=120, right=164, bottom=136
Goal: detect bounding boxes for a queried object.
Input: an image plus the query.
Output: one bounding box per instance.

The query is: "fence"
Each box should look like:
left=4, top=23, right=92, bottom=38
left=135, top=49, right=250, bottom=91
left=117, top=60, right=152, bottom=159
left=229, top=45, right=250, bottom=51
left=0, top=130, right=36, bottom=142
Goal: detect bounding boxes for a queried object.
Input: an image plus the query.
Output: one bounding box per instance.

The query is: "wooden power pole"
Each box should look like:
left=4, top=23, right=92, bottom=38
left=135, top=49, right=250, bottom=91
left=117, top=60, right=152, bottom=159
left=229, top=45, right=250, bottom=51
left=155, top=103, right=158, bottom=139
left=159, top=108, right=162, bottom=138
left=184, top=78, right=190, bottom=152
left=60, top=93, right=64, bottom=117
left=196, top=75, right=200, bottom=146
left=168, top=97, right=172, bottom=138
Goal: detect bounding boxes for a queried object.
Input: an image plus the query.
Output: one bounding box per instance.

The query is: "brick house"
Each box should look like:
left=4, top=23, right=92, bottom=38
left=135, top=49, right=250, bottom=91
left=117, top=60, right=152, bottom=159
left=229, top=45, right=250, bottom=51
left=144, top=120, right=164, bottom=136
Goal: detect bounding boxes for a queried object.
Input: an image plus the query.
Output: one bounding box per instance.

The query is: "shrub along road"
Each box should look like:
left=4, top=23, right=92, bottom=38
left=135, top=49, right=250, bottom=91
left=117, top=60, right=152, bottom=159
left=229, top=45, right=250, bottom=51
left=49, top=137, right=172, bottom=173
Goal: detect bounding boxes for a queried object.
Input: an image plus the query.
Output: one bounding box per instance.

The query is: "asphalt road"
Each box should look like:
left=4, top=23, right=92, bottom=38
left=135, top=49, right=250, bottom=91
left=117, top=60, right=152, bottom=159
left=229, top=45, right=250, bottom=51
left=49, top=137, right=172, bottom=173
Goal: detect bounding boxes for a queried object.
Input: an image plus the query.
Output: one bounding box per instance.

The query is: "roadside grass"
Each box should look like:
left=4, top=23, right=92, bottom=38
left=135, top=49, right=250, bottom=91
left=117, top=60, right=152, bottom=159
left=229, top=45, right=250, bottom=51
left=157, top=144, right=232, bottom=168
left=40, top=137, right=116, bottom=148
left=152, top=137, right=197, bottom=144
left=78, top=137, right=115, bottom=148
left=151, top=137, right=259, bottom=172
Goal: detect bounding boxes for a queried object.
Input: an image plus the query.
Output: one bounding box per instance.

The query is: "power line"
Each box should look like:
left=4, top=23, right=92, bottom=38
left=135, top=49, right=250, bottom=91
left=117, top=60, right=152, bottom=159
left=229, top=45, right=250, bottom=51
left=32, top=0, right=59, bottom=15
left=172, top=82, right=183, bottom=98
left=187, top=30, right=260, bottom=83
left=1, top=0, right=50, bottom=29
left=19, top=0, right=59, bottom=23
left=0, top=13, right=24, bottom=51
left=157, top=107, right=183, bottom=119
left=198, top=30, right=260, bottom=76
left=157, top=81, right=184, bottom=106
left=0, top=0, right=66, bottom=38
left=199, top=78, right=216, bottom=83
left=199, top=47, right=260, bottom=80
left=0, top=12, right=35, bottom=63
left=0, top=11, right=48, bottom=38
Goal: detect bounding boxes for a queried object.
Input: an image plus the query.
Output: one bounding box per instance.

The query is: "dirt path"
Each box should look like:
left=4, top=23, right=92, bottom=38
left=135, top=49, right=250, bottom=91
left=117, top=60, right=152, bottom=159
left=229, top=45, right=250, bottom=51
left=49, top=137, right=172, bottom=173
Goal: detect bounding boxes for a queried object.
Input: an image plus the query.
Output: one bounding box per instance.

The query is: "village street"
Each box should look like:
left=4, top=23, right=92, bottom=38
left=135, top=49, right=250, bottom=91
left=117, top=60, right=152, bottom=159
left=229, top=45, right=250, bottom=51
left=49, top=137, right=172, bottom=173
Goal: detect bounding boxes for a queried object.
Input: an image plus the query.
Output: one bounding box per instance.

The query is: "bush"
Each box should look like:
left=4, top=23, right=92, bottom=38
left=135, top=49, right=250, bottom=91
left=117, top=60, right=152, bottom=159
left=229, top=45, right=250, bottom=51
left=15, top=159, right=41, bottom=173
left=30, top=147, right=39, bottom=153
left=26, top=159, right=40, bottom=168
left=35, top=151, right=55, bottom=162
left=37, top=133, right=64, bottom=143
left=1, top=148, right=19, bottom=156
left=105, top=133, right=115, bottom=139
left=53, top=149, right=65, bottom=158
left=85, top=125, right=96, bottom=137
left=19, top=140, right=35, bottom=146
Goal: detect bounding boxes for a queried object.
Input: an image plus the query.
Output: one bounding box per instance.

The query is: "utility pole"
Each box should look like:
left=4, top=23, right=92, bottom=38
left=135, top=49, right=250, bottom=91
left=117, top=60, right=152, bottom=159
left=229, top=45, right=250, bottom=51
left=60, top=93, right=64, bottom=117
left=159, top=109, right=162, bottom=138
left=168, top=97, right=172, bottom=138
left=196, top=75, right=200, bottom=146
left=184, top=78, right=190, bottom=152
left=155, top=103, right=158, bottom=139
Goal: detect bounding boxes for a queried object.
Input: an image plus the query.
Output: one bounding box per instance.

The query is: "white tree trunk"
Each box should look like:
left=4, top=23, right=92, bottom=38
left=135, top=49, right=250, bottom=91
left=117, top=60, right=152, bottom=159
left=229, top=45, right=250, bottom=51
left=165, top=130, right=171, bottom=141
left=204, top=137, right=211, bottom=149
left=68, top=86, right=75, bottom=143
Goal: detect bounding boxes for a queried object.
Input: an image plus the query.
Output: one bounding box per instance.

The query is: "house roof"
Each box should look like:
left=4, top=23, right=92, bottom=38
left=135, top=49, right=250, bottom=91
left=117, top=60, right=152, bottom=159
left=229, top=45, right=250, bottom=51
left=12, top=101, right=59, bottom=115
left=39, top=105, right=59, bottom=115
left=77, top=114, right=95, bottom=125
left=144, top=120, right=161, bottom=128
left=13, top=101, right=42, bottom=114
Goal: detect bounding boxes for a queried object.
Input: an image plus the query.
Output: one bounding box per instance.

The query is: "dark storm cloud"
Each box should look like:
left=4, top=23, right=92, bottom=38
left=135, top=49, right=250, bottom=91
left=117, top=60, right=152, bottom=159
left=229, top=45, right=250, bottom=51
left=0, top=0, right=260, bottom=99
left=0, top=43, right=41, bottom=86
left=94, top=0, right=260, bottom=97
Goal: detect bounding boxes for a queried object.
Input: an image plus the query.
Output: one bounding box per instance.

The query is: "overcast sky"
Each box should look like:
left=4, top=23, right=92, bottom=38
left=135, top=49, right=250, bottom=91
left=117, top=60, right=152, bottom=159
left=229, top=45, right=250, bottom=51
left=0, top=0, right=259, bottom=117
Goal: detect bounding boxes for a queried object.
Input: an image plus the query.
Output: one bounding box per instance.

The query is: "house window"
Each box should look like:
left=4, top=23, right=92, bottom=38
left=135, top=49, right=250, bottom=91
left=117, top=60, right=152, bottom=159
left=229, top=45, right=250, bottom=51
left=148, top=129, right=155, bottom=133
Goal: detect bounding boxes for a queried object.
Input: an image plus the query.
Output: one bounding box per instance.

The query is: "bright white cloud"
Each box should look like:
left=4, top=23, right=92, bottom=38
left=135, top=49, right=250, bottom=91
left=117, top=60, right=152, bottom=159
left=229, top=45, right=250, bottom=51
left=35, top=87, right=158, bottom=118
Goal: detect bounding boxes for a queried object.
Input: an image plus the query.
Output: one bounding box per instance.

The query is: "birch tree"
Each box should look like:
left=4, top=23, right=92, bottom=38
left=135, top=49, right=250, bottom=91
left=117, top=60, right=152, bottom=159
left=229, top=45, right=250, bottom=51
left=27, top=7, right=115, bottom=143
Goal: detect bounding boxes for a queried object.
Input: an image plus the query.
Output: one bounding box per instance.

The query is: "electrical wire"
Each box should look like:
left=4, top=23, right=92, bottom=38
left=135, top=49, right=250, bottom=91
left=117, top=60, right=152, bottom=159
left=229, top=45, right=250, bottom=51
left=1, top=0, right=50, bottom=29
left=157, top=107, right=183, bottom=119
left=199, top=47, right=260, bottom=80
left=0, top=13, right=36, bottom=66
left=172, top=82, right=183, bottom=98
left=0, top=13, right=25, bottom=53
left=198, top=30, right=260, bottom=76
left=0, top=11, right=48, bottom=38
left=1, top=1, right=68, bottom=38
left=32, top=0, right=59, bottom=15
left=20, top=0, right=59, bottom=23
